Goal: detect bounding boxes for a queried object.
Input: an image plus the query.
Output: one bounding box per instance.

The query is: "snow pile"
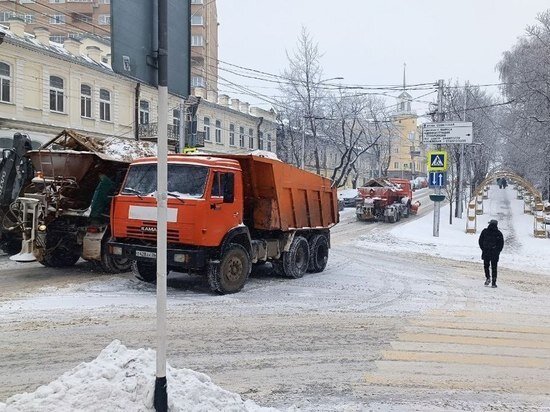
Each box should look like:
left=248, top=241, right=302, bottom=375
left=99, top=138, right=158, bottom=163
left=0, top=340, right=279, bottom=412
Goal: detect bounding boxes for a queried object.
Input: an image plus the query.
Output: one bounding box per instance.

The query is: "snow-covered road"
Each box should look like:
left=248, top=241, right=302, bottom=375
left=0, top=185, right=549, bottom=411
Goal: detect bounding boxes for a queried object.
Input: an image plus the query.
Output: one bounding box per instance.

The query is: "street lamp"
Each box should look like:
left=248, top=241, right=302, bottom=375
left=301, top=77, right=344, bottom=169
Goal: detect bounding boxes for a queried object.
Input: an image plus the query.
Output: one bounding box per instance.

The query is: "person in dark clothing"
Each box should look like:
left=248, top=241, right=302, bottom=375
left=478, top=219, right=504, bottom=288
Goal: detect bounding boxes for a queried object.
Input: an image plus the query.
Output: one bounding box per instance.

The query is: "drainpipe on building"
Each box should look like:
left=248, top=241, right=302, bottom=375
left=134, top=82, right=141, bottom=141
left=256, top=116, right=264, bottom=150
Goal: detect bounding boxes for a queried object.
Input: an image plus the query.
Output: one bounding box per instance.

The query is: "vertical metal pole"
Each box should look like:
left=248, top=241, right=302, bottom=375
left=154, top=0, right=168, bottom=410
left=178, top=99, right=185, bottom=153
left=433, top=79, right=444, bottom=237
left=301, top=117, right=306, bottom=169
left=458, top=81, right=467, bottom=219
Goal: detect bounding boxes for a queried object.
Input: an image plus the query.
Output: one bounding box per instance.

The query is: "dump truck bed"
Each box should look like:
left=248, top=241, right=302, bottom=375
left=196, top=154, right=338, bottom=232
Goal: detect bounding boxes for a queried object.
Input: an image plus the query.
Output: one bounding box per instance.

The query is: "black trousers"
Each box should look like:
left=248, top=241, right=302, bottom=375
left=483, top=257, right=498, bottom=284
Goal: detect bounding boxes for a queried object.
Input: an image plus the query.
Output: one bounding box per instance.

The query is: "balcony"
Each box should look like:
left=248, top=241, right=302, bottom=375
left=138, top=123, right=205, bottom=148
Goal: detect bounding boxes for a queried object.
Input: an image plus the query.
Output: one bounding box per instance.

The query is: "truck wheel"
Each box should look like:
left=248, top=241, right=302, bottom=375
left=207, top=243, right=251, bottom=294
left=282, top=236, right=310, bottom=279
left=308, top=234, right=329, bottom=273
left=39, top=249, right=81, bottom=268
left=100, top=253, right=132, bottom=273
left=132, top=261, right=157, bottom=283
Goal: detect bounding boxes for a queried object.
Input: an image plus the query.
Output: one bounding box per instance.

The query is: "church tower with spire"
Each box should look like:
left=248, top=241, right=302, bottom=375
left=387, top=64, right=426, bottom=180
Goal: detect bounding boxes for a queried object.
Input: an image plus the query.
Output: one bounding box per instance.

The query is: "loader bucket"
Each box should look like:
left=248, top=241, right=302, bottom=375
left=27, top=150, right=96, bottom=182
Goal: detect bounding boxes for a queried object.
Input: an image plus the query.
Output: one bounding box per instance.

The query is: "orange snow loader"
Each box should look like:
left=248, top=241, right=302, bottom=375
left=108, top=154, right=339, bottom=294
left=356, top=178, right=420, bottom=223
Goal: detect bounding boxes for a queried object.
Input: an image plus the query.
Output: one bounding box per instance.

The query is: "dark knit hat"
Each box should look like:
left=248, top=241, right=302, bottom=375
left=489, top=219, right=498, bottom=226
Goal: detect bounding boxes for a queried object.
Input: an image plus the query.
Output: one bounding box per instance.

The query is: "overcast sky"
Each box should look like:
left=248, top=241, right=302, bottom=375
left=217, top=0, right=549, bottom=115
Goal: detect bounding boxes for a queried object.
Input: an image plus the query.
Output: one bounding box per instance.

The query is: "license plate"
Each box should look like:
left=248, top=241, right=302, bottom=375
left=136, top=250, right=156, bottom=259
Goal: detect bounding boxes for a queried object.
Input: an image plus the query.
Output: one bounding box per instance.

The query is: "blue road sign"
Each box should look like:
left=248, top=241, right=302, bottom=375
left=428, top=172, right=447, bottom=188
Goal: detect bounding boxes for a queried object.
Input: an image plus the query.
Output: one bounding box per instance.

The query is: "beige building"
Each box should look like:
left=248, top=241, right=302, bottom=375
left=0, top=0, right=220, bottom=95
left=387, top=88, right=427, bottom=179
left=0, top=20, right=275, bottom=154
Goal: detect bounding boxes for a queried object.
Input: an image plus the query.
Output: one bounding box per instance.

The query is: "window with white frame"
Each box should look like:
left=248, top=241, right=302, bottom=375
left=190, top=0, right=203, bottom=4
left=49, top=14, right=65, bottom=24
left=139, top=100, right=150, bottom=125
left=23, top=14, right=35, bottom=23
left=74, top=13, right=92, bottom=23
left=215, top=120, right=222, bottom=143
left=239, top=126, right=245, bottom=148
left=191, top=76, right=205, bottom=88
left=49, top=76, right=64, bottom=112
left=267, top=133, right=272, bottom=151
left=203, top=117, right=210, bottom=141
left=173, top=109, right=181, bottom=136
left=248, top=128, right=254, bottom=149
left=229, top=124, right=235, bottom=146
left=99, top=0, right=110, bottom=3
left=20, top=0, right=36, bottom=4
left=98, top=14, right=110, bottom=25
left=50, top=0, right=66, bottom=3
left=99, top=88, right=111, bottom=121
left=394, top=162, right=399, bottom=169
left=50, top=35, right=65, bottom=43
left=0, top=62, right=11, bottom=103
left=190, top=15, right=203, bottom=25
left=258, top=131, right=264, bottom=150
left=191, top=35, right=204, bottom=47
left=80, top=84, right=92, bottom=118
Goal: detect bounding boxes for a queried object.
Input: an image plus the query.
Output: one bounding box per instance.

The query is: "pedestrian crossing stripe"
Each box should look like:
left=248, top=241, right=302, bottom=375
left=427, top=150, right=448, bottom=171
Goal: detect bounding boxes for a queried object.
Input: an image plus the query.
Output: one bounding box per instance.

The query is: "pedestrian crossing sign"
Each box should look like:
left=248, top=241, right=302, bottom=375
left=427, top=151, right=448, bottom=171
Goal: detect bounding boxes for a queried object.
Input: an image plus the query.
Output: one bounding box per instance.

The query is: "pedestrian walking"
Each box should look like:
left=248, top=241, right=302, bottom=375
left=478, top=219, right=504, bottom=288
left=501, top=178, right=508, bottom=189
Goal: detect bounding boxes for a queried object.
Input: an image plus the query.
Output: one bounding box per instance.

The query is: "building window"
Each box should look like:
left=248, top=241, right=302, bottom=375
left=99, top=0, right=110, bottom=3
left=248, top=128, right=254, bottom=149
left=0, top=62, right=11, bottom=103
left=215, top=120, right=222, bottom=143
left=191, top=76, right=205, bottom=88
left=394, top=162, right=399, bottom=169
left=98, top=14, right=110, bottom=25
left=229, top=124, right=235, bottom=146
left=191, top=0, right=203, bottom=3
left=74, top=13, right=92, bottom=23
left=23, top=14, right=35, bottom=23
left=203, top=117, right=210, bottom=141
left=239, top=126, right=245, bottom=148
left=50, top=35, right=65, bottom=43
left=50, top=0, right=66, bottom=3
left=139, top=100, right=150, bottom=125
left=258, top=132, right=265, bottom=151
left=191, top=35, right=204, bottom=47
left=99, top=88, right=111, bottom=121
left=80, top=84, right=92, bottom=118
left=49, top=14, right=65, bottom=24
left=173, top=109, right=181, bottom=137
left=267, top=133, right=272, bottom=151
left=191, top=15, right=203, bottom=25
left=0, top=12, right=15, bottom=23
left=49, top=75, right=64, bottom=112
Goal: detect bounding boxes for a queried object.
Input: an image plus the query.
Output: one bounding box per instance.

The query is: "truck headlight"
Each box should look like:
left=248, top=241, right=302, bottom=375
left=110, top=246, right=123, bottom=255
left=38, top=224, right=47, bottom=232
left=174, top=253, right=189, bottom=263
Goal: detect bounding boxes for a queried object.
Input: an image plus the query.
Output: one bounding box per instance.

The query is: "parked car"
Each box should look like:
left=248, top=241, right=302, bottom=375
left=338, top=189, right=360, bottom=207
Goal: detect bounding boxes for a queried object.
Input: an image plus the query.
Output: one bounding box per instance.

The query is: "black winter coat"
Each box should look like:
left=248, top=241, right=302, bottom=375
left=478, top=223, right=504, bottom=260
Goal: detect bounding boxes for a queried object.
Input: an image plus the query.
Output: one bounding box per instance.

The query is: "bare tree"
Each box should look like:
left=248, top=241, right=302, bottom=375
left=497, top=10, right=550, bottom=198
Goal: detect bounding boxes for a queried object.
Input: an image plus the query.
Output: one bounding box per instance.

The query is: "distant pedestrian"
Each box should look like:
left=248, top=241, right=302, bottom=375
left=497, top=177, right=502, bottom=188
left=501, top=178, right=508, bottom=189
left=478, top=219, right=504, bottom=288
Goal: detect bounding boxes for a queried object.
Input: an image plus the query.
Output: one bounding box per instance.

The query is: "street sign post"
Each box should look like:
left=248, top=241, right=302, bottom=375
left=422, top=121, right=473, bottom=144
left=427, top=150, right=448, bottom=171
left=428, top=171, right=447, bottom=188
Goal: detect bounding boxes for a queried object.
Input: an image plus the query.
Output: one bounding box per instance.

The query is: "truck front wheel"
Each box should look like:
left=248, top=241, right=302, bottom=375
left=207, top=243, right=251, bottom=294
left=308, top=234, right=329, bottom=273
left=132, top=261, right=157, bottom=283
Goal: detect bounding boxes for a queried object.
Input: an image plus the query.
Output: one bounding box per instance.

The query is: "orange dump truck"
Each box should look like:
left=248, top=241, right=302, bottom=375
left=108, top=154, right=338, bottom=294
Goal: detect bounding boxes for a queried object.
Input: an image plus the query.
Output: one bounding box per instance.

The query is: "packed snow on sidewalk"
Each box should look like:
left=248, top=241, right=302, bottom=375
left=0, top=340, right=280, bottom=412
left=358, top=185, right=550, bottom=275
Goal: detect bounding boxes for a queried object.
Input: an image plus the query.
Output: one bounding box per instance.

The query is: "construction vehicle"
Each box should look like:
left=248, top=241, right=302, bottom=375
left=0, top=133, right=34, bottom=255
left=108, top=154, right=339, bottom=294
left=356, top=178, right=420, bottom=223
left=10, top=130, right=156, bottom=271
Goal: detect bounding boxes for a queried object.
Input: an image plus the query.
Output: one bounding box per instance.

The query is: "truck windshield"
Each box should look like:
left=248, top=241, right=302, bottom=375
left=121, top=164, right=209, bottom=198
